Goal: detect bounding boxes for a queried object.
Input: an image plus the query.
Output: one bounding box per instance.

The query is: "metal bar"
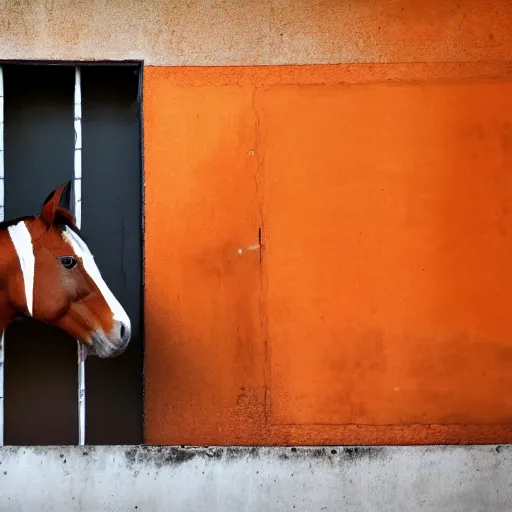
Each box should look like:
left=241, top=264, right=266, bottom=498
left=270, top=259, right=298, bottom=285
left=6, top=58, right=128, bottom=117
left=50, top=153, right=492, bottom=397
left=0, top=65, right=5, bottom=447
left=74, top=66, right=87, bottom=446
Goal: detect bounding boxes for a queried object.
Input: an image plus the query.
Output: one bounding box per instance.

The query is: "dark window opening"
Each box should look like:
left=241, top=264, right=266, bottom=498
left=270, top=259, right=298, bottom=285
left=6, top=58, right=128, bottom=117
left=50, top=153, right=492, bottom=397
left=3, top=63, right=144, bottom=445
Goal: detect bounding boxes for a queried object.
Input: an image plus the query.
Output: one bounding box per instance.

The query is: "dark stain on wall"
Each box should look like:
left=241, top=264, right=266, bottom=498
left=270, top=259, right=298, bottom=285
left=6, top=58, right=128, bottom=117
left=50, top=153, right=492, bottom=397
left=123, top=445, right=388, bottom=469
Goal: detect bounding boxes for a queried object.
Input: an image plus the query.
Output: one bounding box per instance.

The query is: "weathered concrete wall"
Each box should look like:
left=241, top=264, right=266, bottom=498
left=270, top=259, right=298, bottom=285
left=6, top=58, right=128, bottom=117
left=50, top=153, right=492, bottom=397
left=0, top=445, right=511, bottom=511
left=0, top=0, right=511, bottom=65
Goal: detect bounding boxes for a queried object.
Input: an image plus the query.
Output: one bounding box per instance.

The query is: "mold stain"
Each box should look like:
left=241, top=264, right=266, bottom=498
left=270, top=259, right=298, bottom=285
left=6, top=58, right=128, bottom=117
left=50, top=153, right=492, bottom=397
left=123, top=445, right=388, bottom=471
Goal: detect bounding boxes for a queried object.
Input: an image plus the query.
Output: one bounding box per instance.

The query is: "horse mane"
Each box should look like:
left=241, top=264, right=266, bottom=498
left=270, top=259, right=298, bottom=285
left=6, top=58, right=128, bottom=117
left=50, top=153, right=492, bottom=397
left=0, top=216, right=36, bottom=230
left=54, top=211, right=81, bottom=235
left=0, top=213, right=81, bottom=235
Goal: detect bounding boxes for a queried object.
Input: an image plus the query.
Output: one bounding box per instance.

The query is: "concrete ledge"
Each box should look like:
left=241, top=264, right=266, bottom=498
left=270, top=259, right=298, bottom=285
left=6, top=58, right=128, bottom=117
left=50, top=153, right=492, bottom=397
left=0, top=445, right=511, bottom=511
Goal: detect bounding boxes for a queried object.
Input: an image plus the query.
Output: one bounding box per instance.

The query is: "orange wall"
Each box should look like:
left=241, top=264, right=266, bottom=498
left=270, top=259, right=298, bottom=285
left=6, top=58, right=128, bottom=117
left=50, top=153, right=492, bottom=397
left=144, top=63, right=512, bottom=445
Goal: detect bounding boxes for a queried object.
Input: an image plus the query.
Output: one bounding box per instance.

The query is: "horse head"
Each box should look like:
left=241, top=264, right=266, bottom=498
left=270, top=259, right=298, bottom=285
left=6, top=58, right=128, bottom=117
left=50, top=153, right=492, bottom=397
left=2, top=182, right=131, bottom=358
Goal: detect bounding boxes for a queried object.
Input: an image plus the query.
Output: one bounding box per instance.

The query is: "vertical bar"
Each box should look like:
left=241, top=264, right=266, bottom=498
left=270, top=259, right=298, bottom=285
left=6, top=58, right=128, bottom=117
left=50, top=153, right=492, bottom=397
left=74, top=67, right=87, bottom=446
left=0, top=66, right=5, bottom=447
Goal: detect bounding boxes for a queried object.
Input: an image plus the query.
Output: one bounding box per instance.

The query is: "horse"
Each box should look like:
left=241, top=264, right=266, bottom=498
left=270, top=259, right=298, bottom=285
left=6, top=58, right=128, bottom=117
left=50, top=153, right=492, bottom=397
left=0, top=182, right=131, bottom=358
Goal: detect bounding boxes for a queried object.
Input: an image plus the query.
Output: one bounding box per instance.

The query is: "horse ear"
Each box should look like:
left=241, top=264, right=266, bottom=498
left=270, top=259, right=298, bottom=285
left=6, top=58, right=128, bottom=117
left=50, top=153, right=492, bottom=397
left=41, top=182, right=75, bottom=227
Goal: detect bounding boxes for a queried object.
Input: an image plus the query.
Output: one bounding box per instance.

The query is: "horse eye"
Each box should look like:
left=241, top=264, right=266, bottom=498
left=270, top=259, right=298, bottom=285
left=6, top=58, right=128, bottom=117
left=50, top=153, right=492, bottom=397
left=59, top=256, right=77, bottom=269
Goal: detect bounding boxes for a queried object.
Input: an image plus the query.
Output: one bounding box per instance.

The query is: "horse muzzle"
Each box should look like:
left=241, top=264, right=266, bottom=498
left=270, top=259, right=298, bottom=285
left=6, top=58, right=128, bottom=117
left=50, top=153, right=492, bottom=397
left=89, top=320, right=131, bottom=358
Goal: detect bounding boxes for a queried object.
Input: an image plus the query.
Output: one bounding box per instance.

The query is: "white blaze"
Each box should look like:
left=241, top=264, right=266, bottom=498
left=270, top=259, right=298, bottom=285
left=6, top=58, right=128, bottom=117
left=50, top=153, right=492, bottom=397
left=7, top=221, right=35, bottom=316
left=62, top=226, right=130, bottom=333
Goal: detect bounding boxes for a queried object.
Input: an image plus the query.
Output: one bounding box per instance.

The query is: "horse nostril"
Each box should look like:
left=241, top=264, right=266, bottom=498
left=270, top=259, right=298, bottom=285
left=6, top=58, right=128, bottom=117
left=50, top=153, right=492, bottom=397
left=115, top=321, right=131, bottom=350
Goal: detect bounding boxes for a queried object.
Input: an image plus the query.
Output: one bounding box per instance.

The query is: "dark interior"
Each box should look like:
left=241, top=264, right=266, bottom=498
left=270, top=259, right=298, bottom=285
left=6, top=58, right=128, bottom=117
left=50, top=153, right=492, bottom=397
left=3, top=63, right=143, bottom=445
